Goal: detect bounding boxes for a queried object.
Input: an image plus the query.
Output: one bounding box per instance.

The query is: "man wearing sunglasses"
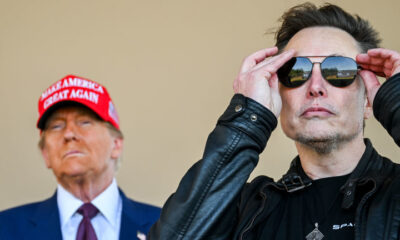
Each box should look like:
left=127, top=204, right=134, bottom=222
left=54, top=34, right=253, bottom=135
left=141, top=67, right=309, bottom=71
left=149, top=3, right=400, bottom=240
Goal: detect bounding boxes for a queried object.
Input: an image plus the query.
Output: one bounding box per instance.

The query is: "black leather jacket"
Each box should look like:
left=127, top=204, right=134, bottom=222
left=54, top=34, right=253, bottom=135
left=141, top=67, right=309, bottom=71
left=149, top=74, right=400, bottom=240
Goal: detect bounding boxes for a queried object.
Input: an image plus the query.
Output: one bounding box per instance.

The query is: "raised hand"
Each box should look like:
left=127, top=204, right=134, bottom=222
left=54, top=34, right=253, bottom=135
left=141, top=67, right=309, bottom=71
left=357, top=48, right=400, bottom=105
left=233, top=47, right=295, bottom=117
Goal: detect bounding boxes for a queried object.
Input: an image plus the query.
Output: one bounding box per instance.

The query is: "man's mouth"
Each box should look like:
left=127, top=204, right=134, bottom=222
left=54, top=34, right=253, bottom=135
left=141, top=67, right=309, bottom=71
left=301, top=107, right=334, bottom=118
left=63, top=150, right=84, bottom=158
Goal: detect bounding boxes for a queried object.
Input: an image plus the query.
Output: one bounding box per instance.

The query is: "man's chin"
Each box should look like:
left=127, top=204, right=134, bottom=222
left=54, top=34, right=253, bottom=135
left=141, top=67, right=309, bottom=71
left=58, top=167, right=90, bottom=181
left=294, top=130, right=360, bottom=154
left=292, top=127, right=337, bottom=141
left=297, top=137, right=337, bottom=154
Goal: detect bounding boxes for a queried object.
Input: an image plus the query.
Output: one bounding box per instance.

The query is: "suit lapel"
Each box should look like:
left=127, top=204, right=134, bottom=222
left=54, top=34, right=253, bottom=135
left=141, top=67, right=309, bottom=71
left=26, top=192, right=63, bottom=240
left=119, top=190, right=144, bottom=240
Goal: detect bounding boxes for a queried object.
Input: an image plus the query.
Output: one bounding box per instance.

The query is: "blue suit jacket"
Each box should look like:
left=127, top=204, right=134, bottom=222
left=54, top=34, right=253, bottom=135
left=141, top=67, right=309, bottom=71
left=0, top=189, right=160, bottom=240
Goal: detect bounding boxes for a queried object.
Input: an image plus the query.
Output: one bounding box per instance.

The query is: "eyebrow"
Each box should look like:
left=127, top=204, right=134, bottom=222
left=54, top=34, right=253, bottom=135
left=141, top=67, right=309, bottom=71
left=46, top=109, right=96, bottom=123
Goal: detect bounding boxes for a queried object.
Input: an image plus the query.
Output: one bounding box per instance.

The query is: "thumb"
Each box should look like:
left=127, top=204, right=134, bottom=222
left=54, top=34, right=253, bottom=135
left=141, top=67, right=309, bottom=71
left=269, top=74, right=279, bottom=90
left=268, top=74, right=282, bottom=117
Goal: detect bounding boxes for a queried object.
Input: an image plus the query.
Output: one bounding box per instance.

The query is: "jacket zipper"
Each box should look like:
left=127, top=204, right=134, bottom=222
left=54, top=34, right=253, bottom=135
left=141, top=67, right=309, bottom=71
left=238, top=181, right=294, bottom=239
left=354, top=179, right=377, bottom=240
left=238, top=182, right=278, bottom=240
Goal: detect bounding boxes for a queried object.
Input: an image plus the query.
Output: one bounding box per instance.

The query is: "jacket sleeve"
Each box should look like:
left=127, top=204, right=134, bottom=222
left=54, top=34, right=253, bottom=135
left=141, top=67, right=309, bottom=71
left=373, top=73, right=400, bottom=146
left=148, top=94, right=277, bottom=240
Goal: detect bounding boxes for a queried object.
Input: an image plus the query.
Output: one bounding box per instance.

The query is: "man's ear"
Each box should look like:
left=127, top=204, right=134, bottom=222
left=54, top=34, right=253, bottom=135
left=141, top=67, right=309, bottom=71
left=40, top=132, right=52, bottom=169
left=359, top=69, right=381, bottom=116
left=364, top=96, right=372, bottom=120
left=111, top=137, right=123, bottom=160
left=41, top=147, right=52, bottom=169
left=358, top=72, right=377, bottom=120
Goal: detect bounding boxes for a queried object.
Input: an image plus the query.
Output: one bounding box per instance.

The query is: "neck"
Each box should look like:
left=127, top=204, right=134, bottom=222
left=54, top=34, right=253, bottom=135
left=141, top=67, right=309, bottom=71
left=296, top=135, right=366, bottom=180
left=58, top=174, right=114, bottom=202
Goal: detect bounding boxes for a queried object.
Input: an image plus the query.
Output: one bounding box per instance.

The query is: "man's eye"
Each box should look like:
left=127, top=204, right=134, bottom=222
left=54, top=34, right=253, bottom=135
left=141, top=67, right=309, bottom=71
left=49, top=123, right=63, bottom=130
left=79, top=120, right=93, bottom=126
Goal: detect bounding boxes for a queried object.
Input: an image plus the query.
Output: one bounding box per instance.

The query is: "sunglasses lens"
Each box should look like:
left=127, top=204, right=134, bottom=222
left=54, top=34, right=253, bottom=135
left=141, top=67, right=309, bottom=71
left=321, top=56, right=358, bottom=87
left=278, top=57, right=312, bottom=88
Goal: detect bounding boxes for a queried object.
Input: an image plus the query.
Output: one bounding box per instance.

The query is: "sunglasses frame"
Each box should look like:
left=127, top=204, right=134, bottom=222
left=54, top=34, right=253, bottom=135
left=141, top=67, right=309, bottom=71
left=277, top=55, right=362, bottom=88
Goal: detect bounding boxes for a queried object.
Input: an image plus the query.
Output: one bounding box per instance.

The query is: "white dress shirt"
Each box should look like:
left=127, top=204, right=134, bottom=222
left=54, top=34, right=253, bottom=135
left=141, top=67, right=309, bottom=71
left=57, top=178, right=122, bottom=240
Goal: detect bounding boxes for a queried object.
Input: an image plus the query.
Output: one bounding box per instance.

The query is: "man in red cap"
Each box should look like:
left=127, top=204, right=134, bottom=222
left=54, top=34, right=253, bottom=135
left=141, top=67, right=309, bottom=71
left=0, top=75, right=160, bottom=240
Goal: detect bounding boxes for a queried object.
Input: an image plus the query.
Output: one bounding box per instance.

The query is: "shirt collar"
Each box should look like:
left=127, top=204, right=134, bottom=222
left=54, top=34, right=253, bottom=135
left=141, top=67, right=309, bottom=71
left=57, top=184, right=84, bottom=228
left=91, top=178, right=121, bottom=228
left=57, top=178, right=121, bottom=228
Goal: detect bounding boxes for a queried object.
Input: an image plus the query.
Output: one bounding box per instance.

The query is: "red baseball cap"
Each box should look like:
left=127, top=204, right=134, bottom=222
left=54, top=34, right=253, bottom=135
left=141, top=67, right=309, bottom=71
left=37, top=75, right=120, bottom=130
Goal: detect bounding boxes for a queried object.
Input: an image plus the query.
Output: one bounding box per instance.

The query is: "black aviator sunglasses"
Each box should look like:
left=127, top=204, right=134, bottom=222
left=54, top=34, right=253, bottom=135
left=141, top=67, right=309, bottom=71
left=277, top=56, right=362, bottom=88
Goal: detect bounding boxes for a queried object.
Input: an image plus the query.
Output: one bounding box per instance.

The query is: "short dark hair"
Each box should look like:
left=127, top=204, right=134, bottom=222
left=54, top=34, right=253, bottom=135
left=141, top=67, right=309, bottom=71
left=275, top=2, right=381, bottom=52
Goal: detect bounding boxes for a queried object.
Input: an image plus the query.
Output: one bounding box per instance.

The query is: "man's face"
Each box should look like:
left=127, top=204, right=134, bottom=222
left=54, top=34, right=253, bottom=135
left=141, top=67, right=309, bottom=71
left=279, top=26, right=371, bottom=153
left=41, top=105, right=123, bottom=184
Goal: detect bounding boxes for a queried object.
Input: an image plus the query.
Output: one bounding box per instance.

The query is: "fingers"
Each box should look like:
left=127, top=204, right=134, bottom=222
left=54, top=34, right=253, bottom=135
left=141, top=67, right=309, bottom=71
left=233, top=48, right=295, bottom=116
left=367, top=48, right=400, bottom=58
left=253, top=49, right=296, bottom=73
left=234, top=49, right=295, bottom=94
left=356, top=48, right=400, bottom=78
left=269, top=74, right=279, bottom=90
left=234, top=48, right=296, bottom=88
left=391, top=57, right=400, bottom=76
left=357, top=63, right=386, bottom=77
left=239, top=47, right=279, bottom=73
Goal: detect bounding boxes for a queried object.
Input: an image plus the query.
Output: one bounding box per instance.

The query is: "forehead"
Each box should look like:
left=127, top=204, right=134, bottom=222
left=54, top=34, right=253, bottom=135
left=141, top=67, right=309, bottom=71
left=284, top=26, right=361, bottom=58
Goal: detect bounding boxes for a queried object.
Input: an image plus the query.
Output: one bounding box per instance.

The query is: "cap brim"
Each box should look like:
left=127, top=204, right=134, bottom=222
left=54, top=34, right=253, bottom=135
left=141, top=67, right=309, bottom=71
left=37, top=101, right=95, bottom=129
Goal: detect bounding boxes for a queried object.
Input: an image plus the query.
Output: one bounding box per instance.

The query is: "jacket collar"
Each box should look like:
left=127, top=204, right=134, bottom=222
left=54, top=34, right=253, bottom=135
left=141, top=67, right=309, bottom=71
left=275, top=139, right=388, bottom=208
left=276, top=154, right=312, bottom=192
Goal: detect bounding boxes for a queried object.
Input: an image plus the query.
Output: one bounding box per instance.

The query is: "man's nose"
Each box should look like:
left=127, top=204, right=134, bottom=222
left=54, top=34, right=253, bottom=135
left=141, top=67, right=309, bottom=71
left=307, top=63, right=328, bottom=98
left=63, top=123, right=79, bottom=141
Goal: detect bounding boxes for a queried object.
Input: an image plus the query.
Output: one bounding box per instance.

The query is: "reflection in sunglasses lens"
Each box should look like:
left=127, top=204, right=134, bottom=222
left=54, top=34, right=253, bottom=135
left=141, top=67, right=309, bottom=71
left=321, top=57, right=358, bottom=87
left=278, top=56, right=358, bottom=88
left=290, top=57, right=312, bottom=83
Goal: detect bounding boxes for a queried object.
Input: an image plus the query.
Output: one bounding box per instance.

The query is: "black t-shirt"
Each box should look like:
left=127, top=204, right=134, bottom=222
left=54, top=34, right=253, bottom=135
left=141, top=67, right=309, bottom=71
left=258, top=174, right=356, bottom=239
